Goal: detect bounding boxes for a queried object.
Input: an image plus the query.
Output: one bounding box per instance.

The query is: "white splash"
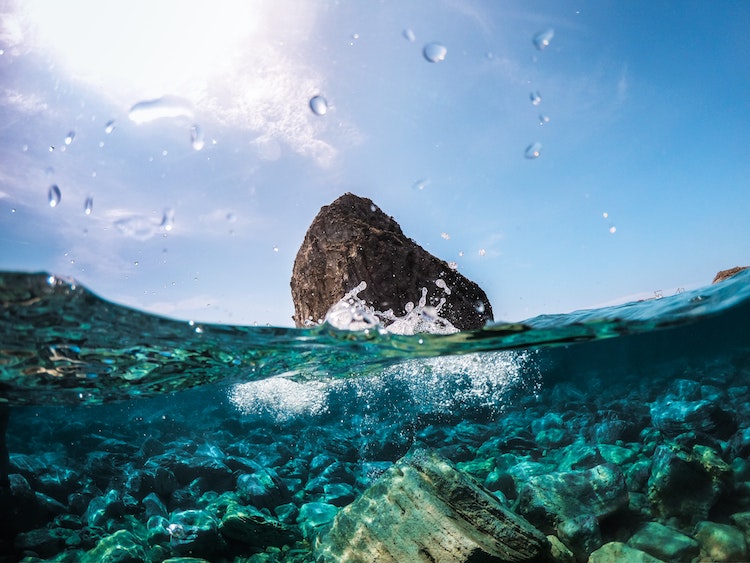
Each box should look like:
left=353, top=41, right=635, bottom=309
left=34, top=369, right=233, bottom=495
left=323, top=281, right=459, bottom=335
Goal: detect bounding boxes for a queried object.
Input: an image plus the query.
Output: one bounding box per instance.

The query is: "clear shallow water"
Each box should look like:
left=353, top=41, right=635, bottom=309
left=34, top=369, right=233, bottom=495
left=2, top=270, right=750, bottom=562
left=2, top=270, right=749, bottom=406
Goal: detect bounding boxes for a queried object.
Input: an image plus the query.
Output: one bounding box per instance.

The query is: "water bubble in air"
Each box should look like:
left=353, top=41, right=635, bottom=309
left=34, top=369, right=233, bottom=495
left=423, top=42, right=447, bottom=63
left=84, top=196, right=93, bottom=216
left=403, top=28, right=416, bottom=42
left=412, top=179, right=429, bottom=191
left=190, top=124, right=205, bottom=151
left=533, top=28, right=555, bottom=51
left=609, top=226, right=617, bottom=234
left=525, top=142, right=542, bottom=159
left=128, top=96, right=195, bottom=124
left=309, top=95, right=328, bottom=116
left=530, top=91, right=542, bottom=106
left=48, top=185, right=61, bottom=208
left=160, top=208, right=175, bottom=232
left=64, top=131, right=75, bottom=145
left=539, top=114, right=550, bottom=125
left=104, top=120, right=116, bottom=134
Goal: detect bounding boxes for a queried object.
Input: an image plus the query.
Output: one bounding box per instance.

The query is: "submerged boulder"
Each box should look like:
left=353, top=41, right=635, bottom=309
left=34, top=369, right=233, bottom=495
left=290, top=193, right=493, bottom=330
left=316, top=448, right=550, bottom=562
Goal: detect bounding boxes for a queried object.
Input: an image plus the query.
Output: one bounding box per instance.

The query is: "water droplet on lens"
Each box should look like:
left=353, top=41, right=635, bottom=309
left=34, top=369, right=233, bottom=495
left=48, top=185, right=61, bottom=207
left=412, top=179, right=429, bottom=191
left=423, top=42, right=447, bottom=63
left=525, top=142, right=542, bottom=159
left=533, top=28, right=554, bottom=51
left=104, top=120, right=116, bottom=134
left=160, top=208, right=175, bottom=232
left=309, top=95, right=328, bottom=116
left=403, top=28, right=416, bottom=42
left=128, top=95, right=195, bottom=124
left=530, top=91, right=542, bottom=106
left=190, top=124, right=205, bottom=151
left=64, top=131, right=75, bottom=145
left=84, top=196, right=93, bottom=215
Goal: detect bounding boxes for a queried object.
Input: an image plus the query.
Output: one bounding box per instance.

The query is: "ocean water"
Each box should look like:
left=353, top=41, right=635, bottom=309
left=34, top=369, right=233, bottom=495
left=1, top=269, right=750, bottom=562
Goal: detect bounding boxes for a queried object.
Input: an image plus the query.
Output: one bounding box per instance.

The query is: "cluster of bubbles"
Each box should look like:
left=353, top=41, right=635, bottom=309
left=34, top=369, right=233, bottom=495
left=228, top=348, right=536, bottom=425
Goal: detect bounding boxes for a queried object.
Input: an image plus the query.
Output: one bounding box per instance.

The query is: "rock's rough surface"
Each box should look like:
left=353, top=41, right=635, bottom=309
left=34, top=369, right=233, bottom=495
left=587, top=541, right=664, bottom=563
left=713, top=266, right=749, bottom=284
left=626, top=521, right=699, bottom=562
left=694, top=521, right=748, bottom=562
left=316, top=448, right=550, bottom=562
left=290, top=193, right=493, bottom=329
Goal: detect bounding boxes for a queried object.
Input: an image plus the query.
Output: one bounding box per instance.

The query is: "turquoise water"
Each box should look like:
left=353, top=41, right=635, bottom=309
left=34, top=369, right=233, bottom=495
left=2, top=270, right=750, bottom=561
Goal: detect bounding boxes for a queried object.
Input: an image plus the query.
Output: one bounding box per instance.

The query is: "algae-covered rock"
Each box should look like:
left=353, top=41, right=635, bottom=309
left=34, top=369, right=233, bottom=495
left=694, top=521, right=748, bottom=562
left=80, top=529, right=147, bottom=563
left=317, top=448, right=550, bottom=562
left=650, top=399, right=736, bottom=439
left=627, top=521, right=699, bottom=562
left=515, top=464, right=627, bottom=561
left=219, top=501, right=298, bottom=548
left=647, top=443, right=731, bottom=524
left=297, top=502, right=338, bottom=542
left=168, top=509, right=221, bottom=556
left=516, top=463, right=628, bottom=526
left=587, top=541, right=664, bottom=563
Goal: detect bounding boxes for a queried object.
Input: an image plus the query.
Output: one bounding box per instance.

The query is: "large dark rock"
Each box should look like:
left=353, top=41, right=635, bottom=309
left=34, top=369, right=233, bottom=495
left=290, top=193, right=494, bottom=329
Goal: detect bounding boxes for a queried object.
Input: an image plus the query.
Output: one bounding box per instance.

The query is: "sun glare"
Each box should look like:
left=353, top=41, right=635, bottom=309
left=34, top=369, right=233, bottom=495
left=20, top=1, right=267, bottom=102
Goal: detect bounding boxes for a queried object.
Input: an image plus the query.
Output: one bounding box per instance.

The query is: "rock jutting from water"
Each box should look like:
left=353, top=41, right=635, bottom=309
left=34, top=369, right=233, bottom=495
left=713, top=266, right=750, bottom=284
left=290, top=193, right=494, bottom=330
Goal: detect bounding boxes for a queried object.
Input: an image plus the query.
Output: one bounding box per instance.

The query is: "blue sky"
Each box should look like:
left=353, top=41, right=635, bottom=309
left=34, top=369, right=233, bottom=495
left=1, top=0, right=748, bottom=326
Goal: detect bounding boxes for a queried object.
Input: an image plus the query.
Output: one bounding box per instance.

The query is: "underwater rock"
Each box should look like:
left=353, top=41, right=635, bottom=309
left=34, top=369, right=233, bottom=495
left=14, top=527, right=68, bottom=558
left=317, top=448, right=550, bottom=562
left=236, top=467, right=290, bottom=510
left=647, top=443, right=731, bottom=524
left=587, top=541, right=664, bottom=563
left=80, top=529, right=147, bottom=563
left=713, top=266, right=750, bottom=284
left=694, top=521, right=748, bottom=562
left=290, top=192, right=494, bottom=330
left=168, top=509, right=222, bottom=556
left=219, top=501, right=299, bottom=548
left=515, top=464, right=627, bottom=560
left=296, top=502, right=339, bottom=542
left=626, top=521, right=699, bottom=561
left=650, top=399, right=736, bottom=439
